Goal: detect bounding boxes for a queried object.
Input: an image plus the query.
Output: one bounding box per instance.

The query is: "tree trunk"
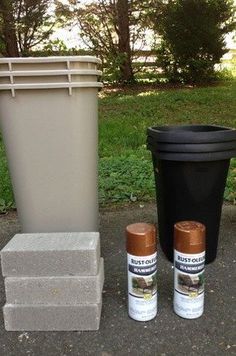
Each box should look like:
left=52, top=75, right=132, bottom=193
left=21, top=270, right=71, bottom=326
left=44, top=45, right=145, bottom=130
left=0, top=0, right=19, bottom=57
left=116, top=0, right=134, bottom=83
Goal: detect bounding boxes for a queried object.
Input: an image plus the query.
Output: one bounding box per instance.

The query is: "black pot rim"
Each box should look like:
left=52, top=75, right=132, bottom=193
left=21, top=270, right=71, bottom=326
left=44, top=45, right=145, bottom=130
left=147, top=125, right=236, bottom=144
left=147, top=139, right=236, bottom=153
left=149, top=149, right=236, bottom=162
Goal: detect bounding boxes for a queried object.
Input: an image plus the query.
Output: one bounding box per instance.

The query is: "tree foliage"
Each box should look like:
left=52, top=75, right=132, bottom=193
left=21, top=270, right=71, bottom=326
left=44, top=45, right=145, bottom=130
left=0, top=0, right=19, bottom=56
left=0, top=0, right=55, bottom=56
left=56, top=0, right=155, bottom=83
left=153, top=0, right=236, bottom=84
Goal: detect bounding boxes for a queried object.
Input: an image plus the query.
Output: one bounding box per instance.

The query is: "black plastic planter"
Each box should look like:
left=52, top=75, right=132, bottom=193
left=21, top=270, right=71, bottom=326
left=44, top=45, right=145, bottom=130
left=147, top=125, right=236, bottom=264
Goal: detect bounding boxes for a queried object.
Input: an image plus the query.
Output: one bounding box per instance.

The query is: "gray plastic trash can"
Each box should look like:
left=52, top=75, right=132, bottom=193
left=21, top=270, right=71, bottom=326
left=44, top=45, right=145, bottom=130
left=0, top=56, right=102, bottom=233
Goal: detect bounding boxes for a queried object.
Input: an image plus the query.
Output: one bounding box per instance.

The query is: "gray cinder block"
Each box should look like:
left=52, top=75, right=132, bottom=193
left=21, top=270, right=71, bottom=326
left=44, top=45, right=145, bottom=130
left=5, top=258, right=104, bottom=304
left=1, top=232, right=100, bottom=276
left=3, top=303, right=102, bottom=331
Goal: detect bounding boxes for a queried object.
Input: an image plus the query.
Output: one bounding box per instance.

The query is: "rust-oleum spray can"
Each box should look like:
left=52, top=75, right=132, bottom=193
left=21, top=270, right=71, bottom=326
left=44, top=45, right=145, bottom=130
left=174, top=221, right=206, bottom=319
left=126, top=223, right=157, bottom=321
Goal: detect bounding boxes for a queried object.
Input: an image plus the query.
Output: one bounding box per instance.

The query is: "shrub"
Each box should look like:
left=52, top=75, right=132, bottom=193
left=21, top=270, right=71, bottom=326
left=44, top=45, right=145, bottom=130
left=154, top=0, right=236, bottom=84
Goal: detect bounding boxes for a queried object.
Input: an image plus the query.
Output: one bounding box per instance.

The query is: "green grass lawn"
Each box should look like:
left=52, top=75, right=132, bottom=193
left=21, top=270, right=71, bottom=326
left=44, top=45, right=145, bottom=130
left=99, top=80, right=236, bottom=205
left=0, top=80, right=236, bottom=212
left=0, top=136, right=15, bottom=212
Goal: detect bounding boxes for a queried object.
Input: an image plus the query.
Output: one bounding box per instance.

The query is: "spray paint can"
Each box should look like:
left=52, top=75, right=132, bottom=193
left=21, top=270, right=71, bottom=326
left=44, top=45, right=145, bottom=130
left=126, top=223, right=157, bottom=321
left=174, top=221, right=206, bottom=319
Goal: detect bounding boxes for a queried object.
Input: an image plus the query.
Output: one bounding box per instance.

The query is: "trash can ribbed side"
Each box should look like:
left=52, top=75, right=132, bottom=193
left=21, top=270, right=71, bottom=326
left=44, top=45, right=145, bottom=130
left=0, top=56, right=102, bottom=233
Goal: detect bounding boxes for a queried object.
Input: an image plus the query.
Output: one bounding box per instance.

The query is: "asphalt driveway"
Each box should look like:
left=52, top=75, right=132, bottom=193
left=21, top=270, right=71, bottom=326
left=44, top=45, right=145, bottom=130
left=0, top=203, right=235, bottom=356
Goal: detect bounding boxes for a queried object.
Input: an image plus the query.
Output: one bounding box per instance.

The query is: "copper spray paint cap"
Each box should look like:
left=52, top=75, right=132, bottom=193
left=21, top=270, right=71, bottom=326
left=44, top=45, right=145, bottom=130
left=126, top=223, right=157, bottom=256
left=174, top=221, right=206, bottom=254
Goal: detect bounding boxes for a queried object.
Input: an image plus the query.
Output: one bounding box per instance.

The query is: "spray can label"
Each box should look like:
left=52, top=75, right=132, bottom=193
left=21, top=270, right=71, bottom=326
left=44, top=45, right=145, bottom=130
left=127, top=252, right=157, bottom=321
left=174, top=249, right=205, bottom=319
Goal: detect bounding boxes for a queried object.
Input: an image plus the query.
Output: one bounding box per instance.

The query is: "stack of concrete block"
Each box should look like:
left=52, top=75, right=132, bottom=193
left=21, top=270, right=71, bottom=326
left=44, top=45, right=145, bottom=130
left=1, top=232, right=104, bottom=331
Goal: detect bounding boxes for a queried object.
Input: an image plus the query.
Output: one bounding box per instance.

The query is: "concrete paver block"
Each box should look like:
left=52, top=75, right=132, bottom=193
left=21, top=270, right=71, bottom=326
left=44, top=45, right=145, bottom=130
left=1, top=232, right=100, bottom=276
left=5, top=258, right=104, bottom=304
left=3, top=303, right=102, bottom=331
